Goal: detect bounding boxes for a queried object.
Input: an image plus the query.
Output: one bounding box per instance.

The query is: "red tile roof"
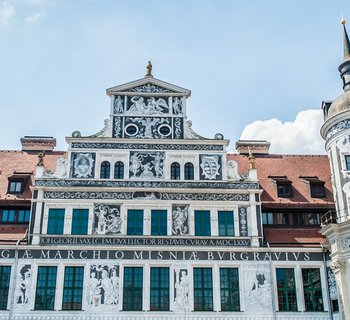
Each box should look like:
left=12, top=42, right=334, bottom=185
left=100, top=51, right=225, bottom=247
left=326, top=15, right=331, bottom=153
left=0, top=150, right=66, bottom=203
left=228, top=153, right=335, bottom=209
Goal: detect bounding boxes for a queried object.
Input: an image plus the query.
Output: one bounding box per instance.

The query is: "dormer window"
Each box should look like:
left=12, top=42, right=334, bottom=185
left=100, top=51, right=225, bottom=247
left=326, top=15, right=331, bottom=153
left=269, top=176, right=293, bottom=198
left=7, top=173, right=31, bottom=194
left=300, top=176, right=326, bottom=198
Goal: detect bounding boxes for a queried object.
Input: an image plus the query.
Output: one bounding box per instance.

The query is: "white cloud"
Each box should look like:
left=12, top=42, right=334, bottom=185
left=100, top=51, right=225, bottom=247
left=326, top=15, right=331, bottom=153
left=240, top=109, right=326, bottom=154
left=25, top=12, right=40, bottom=23
left=0, top=1, right=14, bottom=25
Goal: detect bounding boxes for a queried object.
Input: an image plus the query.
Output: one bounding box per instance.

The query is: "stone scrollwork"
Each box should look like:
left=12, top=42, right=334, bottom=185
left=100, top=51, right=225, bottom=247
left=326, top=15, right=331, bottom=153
left=113, top=117, right=122, bottom=138
left=15, top=265, right=32, bottom=306
left=128, top=83, right=172, bottom=93
left=341, top=237, right=350, bottom=251
left=87, top=265, right=119, bottom=309
left=330, top=257, right=346, bottom=273
left=239, top=207, right=248, bottom=236
left=327, top=268, right=338, bottom=300
left=327, top=119, right=350, bottom=139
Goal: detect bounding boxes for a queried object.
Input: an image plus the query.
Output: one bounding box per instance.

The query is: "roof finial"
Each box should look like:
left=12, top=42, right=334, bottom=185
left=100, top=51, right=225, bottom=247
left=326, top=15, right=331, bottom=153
left=37, top=151, right=45, bottom=166
left=341, top=18, right=350, bottom=62
left=146, top=60, right=153, bottom=77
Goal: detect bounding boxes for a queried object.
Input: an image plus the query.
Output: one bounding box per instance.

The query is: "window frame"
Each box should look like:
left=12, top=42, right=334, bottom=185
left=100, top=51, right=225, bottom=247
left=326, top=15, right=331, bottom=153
left=0, top=266, right=11, bottom=310
left=219, top=268, right=240, bottom=311
left=184, top=162, right=194, bottom=180
left=7, top=180, right=24, bottom=194
left=276, top=268, right=297, bottom=312
left=218, top=211, right=234, bottom=236
left=302, top=268, right=324, bottom=312
left=345, top=155, right=350, bottom=170
left=127, top=209, right=144, bottom=235
left=194, top=210, right=211, bottom=236
left=0, top=208, right=31, bottom=224
left=47, top=208, right=65, bottom=235
left=114, top=161, right=124, bottom=179
left=71, top=209, right=89, bottom=235
left=62, top=266, right=84, bottom=310
left=150, top=267, right=170, bottom=311
left=123, top=267, right=143, bottom=311
left=277, top=182, right=293, bottom=198
left=151, top=210, right=167, bottom=236
left=193, top=267, right=213, bottom=311
left=170, top=162, right=181, bottom=180
left=310, top=182, right=326, bottom=198
left=34, top=266, right=57, bottom=310
left=100, top=161, right=111, bottom=179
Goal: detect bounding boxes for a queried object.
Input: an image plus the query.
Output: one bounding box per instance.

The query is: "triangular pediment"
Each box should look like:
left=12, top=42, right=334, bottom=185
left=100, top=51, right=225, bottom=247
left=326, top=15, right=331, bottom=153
left=106, top=77, right=191, bottom=97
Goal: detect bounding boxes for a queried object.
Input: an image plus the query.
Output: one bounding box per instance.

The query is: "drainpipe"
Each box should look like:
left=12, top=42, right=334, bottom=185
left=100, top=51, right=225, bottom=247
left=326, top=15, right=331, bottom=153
left=8, top=229, right=28, bottom=320
left=321, top=244, right=333, bottom=320
left=266, top=242, right=277, bottom=320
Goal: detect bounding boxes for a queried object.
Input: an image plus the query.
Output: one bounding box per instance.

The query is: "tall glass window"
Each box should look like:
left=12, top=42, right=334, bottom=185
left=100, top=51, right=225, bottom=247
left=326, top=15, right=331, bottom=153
left=35, top=266, right=57, bottom=310
left=62, top=267, right=84, bottom=310
left=150, top=267, right=169, bottom=311
left=127, top=210, right=143, bottom=235
left=71, top=209, right=89, bottom=235
left=220, top=268, right=240, bottom=311
left=151, top=210, right=167, bottom=235
left=171, top=162, right=181, bottom=180
left=47, top=208, right=65, bottom=234
left=302, top=268, right=324, bottom=311
left=345, top=155, right=350, bottom=170
left=100, top=161, right=111, bottom=179
left=2, top=209, right=15, bottom=222
left=218, top=211, right=234, bottom=236
left=18, top=209, right=30, bottom=223
left=123, top=267, right=143, bottom=311
left=276, top=268, right=297, bottom=311
left=193, top=268, right=213, bottom=311
left=195, top=210, right=211, bottom=236
left=184, top=162, right=194, bottom=180
left=114, top=161, right=124, bottom=179
left=0, top=266, right=11, bottom=310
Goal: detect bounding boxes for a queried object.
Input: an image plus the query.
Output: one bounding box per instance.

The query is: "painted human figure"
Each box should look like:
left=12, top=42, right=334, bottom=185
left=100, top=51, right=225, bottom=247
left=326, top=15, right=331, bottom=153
left=174, top=271, right=189, bottom=308
left=129, top=97, right=146, bottom=114
left=152, top=152, right=164, bottom=178
left=172, top=207, right=188, bottom=235
left=100, top=270, right=113, bottom=305
left=87, top=272, right=101, bottom=306
left=114, top=96, right=124, bottom=114
left=18, top=269, right=31, bottom=304
left=173, top=97, right=182, bottom=114
left=106, top=212, right=122, bottom=234
left=110, top=269, right=119, bottom=305
left=130, top=153, right=143, bottom=177
left=140, top=162, right=154, bottom=179
left=140, top=118, right=159, bottom=138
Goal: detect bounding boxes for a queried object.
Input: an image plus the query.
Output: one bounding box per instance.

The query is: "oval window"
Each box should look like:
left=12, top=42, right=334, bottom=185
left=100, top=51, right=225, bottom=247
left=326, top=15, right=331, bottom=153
left=125, top=124, right=138, bottom=136
left=158, top=125, right=171, bottom=137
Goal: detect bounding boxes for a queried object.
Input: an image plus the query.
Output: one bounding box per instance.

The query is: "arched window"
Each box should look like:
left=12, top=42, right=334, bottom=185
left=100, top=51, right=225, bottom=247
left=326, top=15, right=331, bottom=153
left=184, top=162, right=194, bottom=180
left=171, top=162, right=181, bottom=180
left=114, top=161, right=124, bottom=179
left=100, top=161, right=110, bottom=179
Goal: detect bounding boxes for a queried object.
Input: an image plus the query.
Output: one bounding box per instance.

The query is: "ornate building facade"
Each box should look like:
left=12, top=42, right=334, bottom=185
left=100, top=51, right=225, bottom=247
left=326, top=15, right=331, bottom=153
left=321, top=20, right=350, bottom=320
left=0, top=63, right=340, bottom=319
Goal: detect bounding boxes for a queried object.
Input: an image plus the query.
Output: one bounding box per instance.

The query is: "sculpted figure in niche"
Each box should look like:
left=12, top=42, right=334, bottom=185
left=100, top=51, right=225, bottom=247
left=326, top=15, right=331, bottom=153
left=172, top=206, right=189, bottom=235
left=114, top=96, right=124, bottom=114
left=227, top=160, right=241, bottom=180
left=174, top=270, right=189, bottom=310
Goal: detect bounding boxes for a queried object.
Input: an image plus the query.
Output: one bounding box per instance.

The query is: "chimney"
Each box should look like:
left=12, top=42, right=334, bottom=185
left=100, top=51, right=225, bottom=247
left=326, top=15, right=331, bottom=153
left=236, top=140, right=270, bottom=155
left=21, top=136, right=56, bottom=152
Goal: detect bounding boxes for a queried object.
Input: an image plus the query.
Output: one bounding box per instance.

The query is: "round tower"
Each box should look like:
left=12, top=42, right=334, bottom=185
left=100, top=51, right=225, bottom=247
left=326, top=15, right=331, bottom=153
left=320, top=19, right=350, bottom=320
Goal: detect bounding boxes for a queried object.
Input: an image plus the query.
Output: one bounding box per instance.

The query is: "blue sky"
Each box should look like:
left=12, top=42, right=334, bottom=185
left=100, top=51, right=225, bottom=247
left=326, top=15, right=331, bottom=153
left=1, top=0, right=350, bottom=153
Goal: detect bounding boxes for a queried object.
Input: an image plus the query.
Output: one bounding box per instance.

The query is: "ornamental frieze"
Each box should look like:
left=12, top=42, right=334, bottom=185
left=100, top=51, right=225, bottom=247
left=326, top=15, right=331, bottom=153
left=35, top=179, right=259, bottom=190
left=43, top=191, right=249, bottom=201
left=326, top=119, right=350, bottom=138
left=70, top=142, right=224, bottom=151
